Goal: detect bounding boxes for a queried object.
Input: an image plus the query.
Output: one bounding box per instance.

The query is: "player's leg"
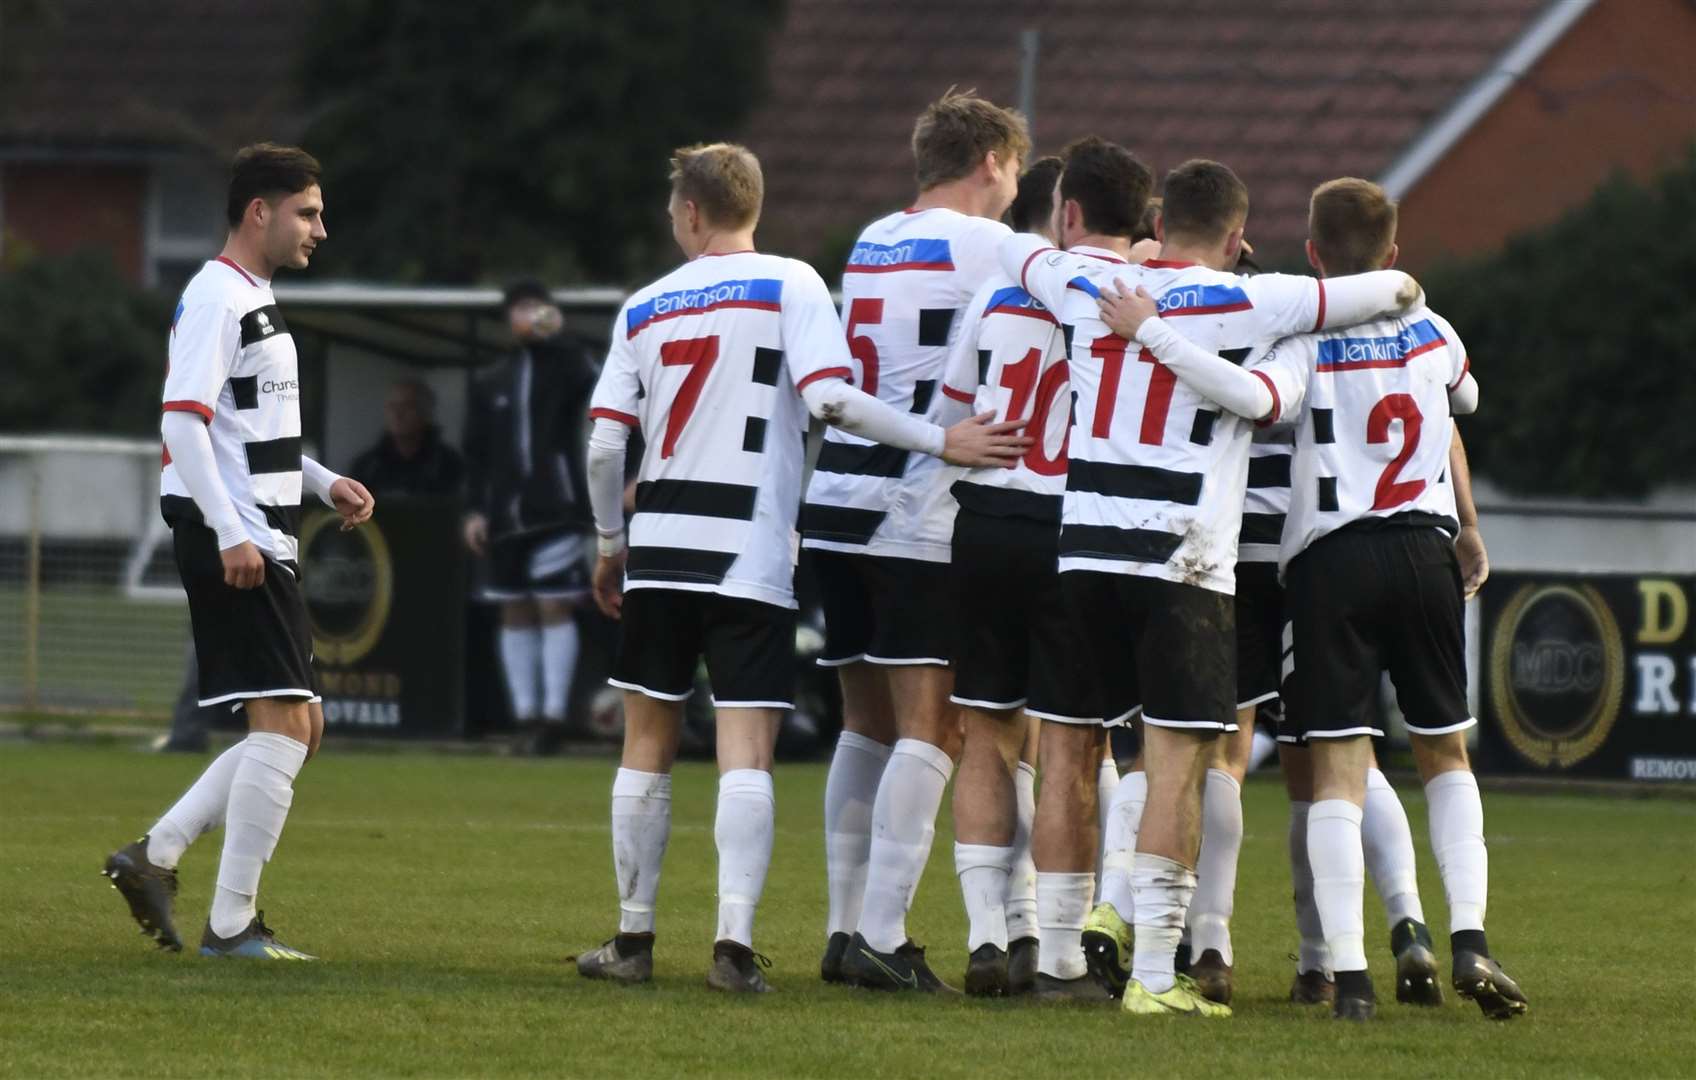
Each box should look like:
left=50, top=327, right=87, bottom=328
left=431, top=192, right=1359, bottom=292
left=532, top=530, right=590, bottom=750
left=1006, top=716, right=1040, bottom=990
left=536, top=598, right=578, bottom=722
left=952, top=703, right=1024, bottom=996
left=581, top=589, right=695, bottom=984
left=1306, top=734, right=1375, bottom=1020
left=498, top=597, right=543, bottom=726
left=1279, top=741, right=1336, bottom=1004
left=1389, top=526, right=1525, bottom=1019
left=1187, top=715, right=1255, bottom=1004
left=1095, top=734, right=1120, bottom=890
left=1031, top=719, right=1113, bottom=1003
left=812, top=553, right=895, bottom=981
left=1361, top=745, right=1441, bottom=1006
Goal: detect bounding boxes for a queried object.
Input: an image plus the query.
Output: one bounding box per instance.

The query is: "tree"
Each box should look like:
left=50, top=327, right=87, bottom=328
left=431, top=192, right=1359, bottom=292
left=296, top=0, right=783, bottom=286
left=1422, top=147, right=1696, bottom=497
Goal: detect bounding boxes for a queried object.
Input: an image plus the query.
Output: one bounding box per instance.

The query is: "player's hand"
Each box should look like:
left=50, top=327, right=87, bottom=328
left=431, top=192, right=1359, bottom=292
left=221, top=540, right=265, bottom=590
left=1098, top=281, right=1160, bottom=340
left=1456, top=524, right=1489, bottom=600
left=329, top=477, right=375, bottom=530
left=464, top=513, right=489, bottom=555
left=592, top=551, right=627, bottom=619
left=942, top=411, right=1032, bottom=468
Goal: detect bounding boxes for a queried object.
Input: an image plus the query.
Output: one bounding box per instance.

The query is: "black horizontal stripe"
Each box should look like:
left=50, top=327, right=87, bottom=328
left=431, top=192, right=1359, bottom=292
left=800, top=503, right=885, bottom=545
left=625, top=546, right=736, bottom=586
left=742, top=416, right=767, bottom=453
left=634, top=479, right=758, bottom=521
left=1247, top=454, right=1292, bottom=488
left=1312, top=408, right=1335, bottom=445
left=951, top=480, right=1061, bottom=524
left=1067, top=458, right=1203, bottom=505
left=1239, top=512, right=1286, bottom=545
left=259, top=503, right=302, bottom=538
left=244, top=436, right=302, bottom=475
left=1189, top=409, right=1218, bottom=446
left=238, top=304, right=289, bottom=347
left=815, top=440, right=909, bottom=479
left=910, top=379, right=935, bottom=414
left=752, top=347, right=782, bottom=386
left=917, top=308, right=956, bottom=347
left=1318, top=475, right=1339, bottom=512
left=1058, top=524, right=1183, bottom=564
left=229, top=376, right=258, bottom=410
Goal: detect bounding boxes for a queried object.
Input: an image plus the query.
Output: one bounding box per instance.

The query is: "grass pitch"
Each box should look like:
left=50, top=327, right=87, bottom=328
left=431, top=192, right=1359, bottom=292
left=2, top=742, right=1693, bottom=1078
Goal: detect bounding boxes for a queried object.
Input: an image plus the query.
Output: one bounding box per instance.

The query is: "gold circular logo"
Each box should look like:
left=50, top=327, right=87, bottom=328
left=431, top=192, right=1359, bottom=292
left=1488, top=583, right=1624, bottom=768
left=299, top=511, right=393, bottom=665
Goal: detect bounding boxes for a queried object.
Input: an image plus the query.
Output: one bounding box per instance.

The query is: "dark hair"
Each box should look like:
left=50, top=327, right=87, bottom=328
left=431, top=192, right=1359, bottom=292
left=1308, top=177, right=1398, bottom=276
left=226, top=143, right=321, bottom=228
left=912, top=89, right=1031, bottom=190
left=502, top=278, right=552, bottom=310
left=1133, top=197, right=1161, bottom=243
left=1059, top=137, right=1153, bottom=239
left=1008, top=155, right=1063, bottom=233
left=1159, top=159, right=1249, bottom=243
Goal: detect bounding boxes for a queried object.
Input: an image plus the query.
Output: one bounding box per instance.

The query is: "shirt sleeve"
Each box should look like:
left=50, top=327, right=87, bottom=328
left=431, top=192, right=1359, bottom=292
left=587, top=303, right=643, bottom=429
left=996, top=233, right=1097, bottom=314
left=939, top=283, right=994, bottom=421
left=953, top=218, right=1013, bottom=292
left=1243, top=273, right=1324, bottom=339
left=781, top=260, right=856, bottom=393
left=162, top=299, right=242, bottom=422
left=1244, top=336, right=1314, bottom=425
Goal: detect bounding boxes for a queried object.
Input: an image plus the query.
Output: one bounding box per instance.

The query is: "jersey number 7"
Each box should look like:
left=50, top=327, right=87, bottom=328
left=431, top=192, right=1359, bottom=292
left=658, top=335, right=720, bottom=458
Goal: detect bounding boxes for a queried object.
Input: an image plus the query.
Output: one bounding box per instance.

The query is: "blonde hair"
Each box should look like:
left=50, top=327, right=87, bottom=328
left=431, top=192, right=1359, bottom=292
left=669, top=142, right=763, bottom=229
left=911, top=89, right=1031, bottom=190
left=1309, top=177, right=1398, bottom=275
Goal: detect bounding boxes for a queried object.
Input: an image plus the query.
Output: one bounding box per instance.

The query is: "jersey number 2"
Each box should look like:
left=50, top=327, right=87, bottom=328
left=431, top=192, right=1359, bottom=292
left=1367, top=393, right=1425, bottom=509
left=658, top=335, right=720, bottom=459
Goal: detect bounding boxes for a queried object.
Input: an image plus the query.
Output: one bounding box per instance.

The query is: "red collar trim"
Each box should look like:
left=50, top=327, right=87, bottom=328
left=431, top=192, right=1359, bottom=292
left=214, top=256, right=260, bottom=286
left=1141, top=258, right=1197, bottom=269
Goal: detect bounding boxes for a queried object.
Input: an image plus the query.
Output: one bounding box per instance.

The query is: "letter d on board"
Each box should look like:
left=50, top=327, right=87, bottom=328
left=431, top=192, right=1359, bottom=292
left=1637, top=579, right=1688, bottom=645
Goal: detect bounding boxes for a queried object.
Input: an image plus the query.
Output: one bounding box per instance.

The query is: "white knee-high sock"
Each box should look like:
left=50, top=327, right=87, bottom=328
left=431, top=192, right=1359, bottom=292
left=1425, top=769, right=1487, bottom=933
left=1129, top=853, right=1196, bottom=994
left=1007, top=761, right=1038, bottom=942
left=857, top=737, right=953, bottom=953
left=955, top=843, right=1013, bottom=952
left=148, top=738, right=247, bottom=869
left=1190, top=769, right=1244, bottom=964
left=1363, top=767, right=1424, bottom=928
left=714, top=769, right=774, bottom=948
left=1037, top=871, right=1095, bottom=979
left=209, top=732, right=307, bottom=938
left=499, top=626, right=542, bottom=721
left=1098, top=770, right=1147, bottom=918
left=1307, top=799, right=1367, bottom=973
left=611, top=768, right=672, bottom=934
left=1288, top=801, right=1332, bottom=975
left=1095, top=755, right=1119, bottom=892
left=539, top=620, right=580, bottom=723
left=824, top=731, right=892, bottom=936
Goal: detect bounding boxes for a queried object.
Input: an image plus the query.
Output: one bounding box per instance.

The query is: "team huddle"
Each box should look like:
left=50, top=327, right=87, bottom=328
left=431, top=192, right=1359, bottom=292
left=104, top=91, right=1526, bottom=1023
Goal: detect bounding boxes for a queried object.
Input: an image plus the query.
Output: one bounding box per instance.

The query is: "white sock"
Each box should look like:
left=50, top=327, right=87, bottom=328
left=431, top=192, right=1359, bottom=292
left=540, top=620, right=580, bottom=722
left=824, top=731, right=892, bottom=936
left=612, top=768, right=672, bottom=934
left=1037, top=871, right=1095, bottom=979
left=209, top=732, right=307, bottom=938
left=1363, top=767, right=1425, bottom=928
left=1098, top=770, right=1146, bottom=919
left=955, top=843, right=1013, bottom=952
left=857, top=737, right=953, bottom=953
left=1129, top=853, right=1196, bottom=994
left=499, top=626, right=542, bottom=721
left=148, top=738, right=247, bottom=869
left=1288, top=801, right=1332, bottom=975
left=1007, top=760, right=1038, bottom=942
left=1094, top=756, right=1119, bottom=892
left=1248, top=728, right=1278, bottom=772
left=1425, top=769, right=1488, bottom=933
left=714, top=769, right=774, bottom=948
left=1307, top=799, right=1367, bottom=972
left=1190, top=769, right=1244, bottom=965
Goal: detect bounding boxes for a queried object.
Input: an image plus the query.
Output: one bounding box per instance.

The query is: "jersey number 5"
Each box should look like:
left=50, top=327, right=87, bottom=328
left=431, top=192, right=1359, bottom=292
left=846, top=298, right=882, bottom=396
left=1367, top=393, right=1425, bottom=509
left=658, top=335, right=720, bottom=459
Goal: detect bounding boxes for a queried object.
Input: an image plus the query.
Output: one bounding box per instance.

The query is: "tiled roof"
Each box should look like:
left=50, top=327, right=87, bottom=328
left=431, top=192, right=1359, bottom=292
left=739, top=0, right=1549, bottom=266
left=0, top=0, right=309, bottom=152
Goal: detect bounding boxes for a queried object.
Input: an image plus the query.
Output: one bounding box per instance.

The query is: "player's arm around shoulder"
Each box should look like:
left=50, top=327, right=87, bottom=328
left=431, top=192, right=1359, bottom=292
left=1425, top=310, right=1479, bottom=415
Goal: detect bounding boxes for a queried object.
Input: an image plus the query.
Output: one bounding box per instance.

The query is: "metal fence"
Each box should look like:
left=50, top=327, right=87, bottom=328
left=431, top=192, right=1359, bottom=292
left=0, top=435, right=190, bottom=716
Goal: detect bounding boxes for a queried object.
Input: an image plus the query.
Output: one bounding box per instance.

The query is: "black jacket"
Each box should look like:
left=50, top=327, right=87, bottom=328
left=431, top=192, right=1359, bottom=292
left=463, top=334, right=599, bottom=535
left=348, top=426, right=465, bottom=500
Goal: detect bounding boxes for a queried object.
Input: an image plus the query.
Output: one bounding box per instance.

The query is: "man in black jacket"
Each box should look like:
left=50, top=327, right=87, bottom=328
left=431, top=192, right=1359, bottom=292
left=349, top=378, right=464, bottom=499
left=463, top=281, right=599, bottom=747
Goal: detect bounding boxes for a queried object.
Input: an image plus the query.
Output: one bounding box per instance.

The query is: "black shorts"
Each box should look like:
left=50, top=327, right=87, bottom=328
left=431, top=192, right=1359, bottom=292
left=610, top=587, right=797, bottom=708
left=949, top=509, right=1102, bottom=724
left=173, top=524, right=319, bottom=709
left=810, top=550, right=952, bottom=667
left=1281, top=522, right=1473, bottom=743
left=482, top=526, right=589, bottom=601
left=1235, top=561, right=1285, bottom=717
left=1060, top=571, right=1236, bottom=732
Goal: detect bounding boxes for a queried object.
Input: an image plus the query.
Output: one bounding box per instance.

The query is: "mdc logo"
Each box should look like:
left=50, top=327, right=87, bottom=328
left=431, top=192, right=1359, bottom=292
left=1489, top=583, right=1625, bottom=768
